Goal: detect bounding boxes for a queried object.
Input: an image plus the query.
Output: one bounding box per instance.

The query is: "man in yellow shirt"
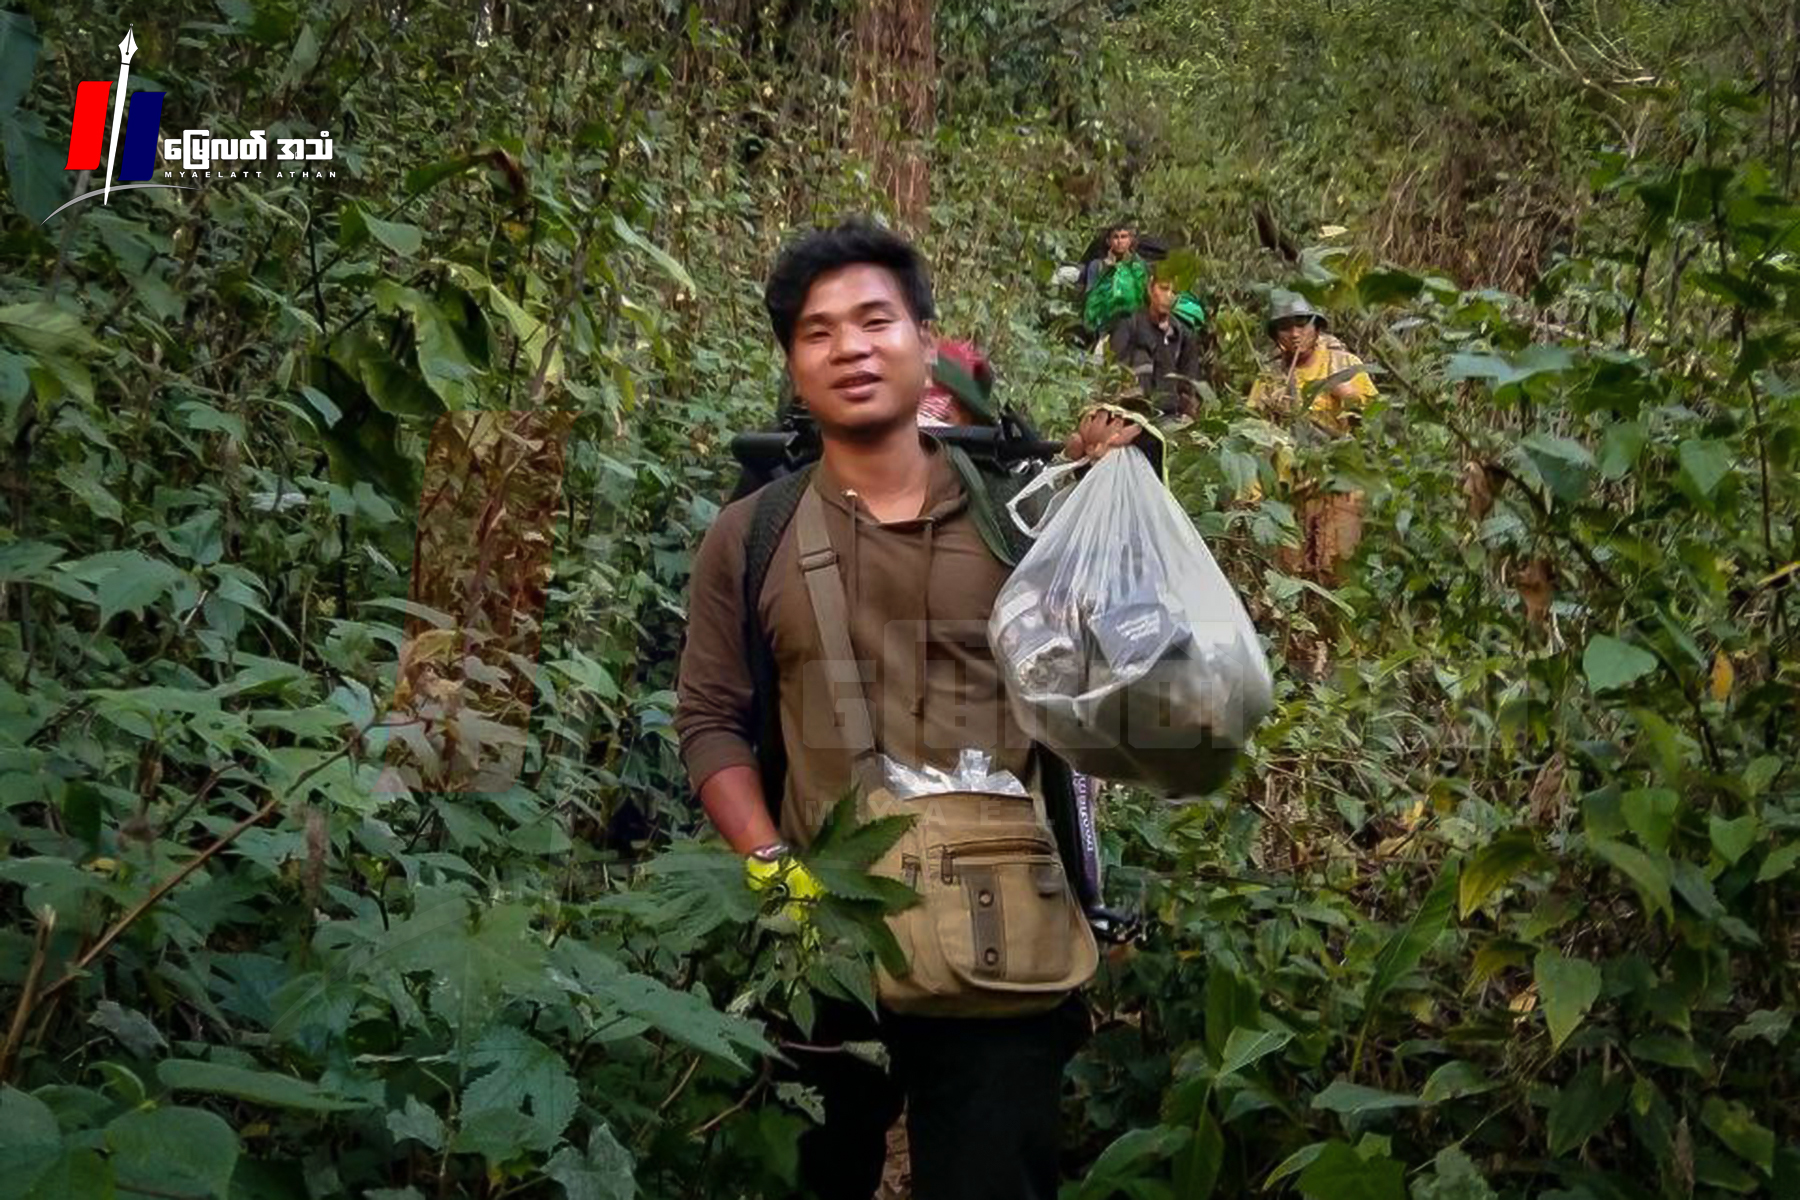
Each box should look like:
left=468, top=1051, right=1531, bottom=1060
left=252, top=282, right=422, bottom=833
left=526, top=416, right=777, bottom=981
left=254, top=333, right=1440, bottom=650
left=1247, top=292, right=1376, bottom=584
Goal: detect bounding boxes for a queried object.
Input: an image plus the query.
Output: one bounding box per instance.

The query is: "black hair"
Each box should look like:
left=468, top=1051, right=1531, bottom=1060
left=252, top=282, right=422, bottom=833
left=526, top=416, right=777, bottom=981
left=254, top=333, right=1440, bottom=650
left=763, top=218, right=936, bottom=352
left=1107, top=220, right=1135, bottom=236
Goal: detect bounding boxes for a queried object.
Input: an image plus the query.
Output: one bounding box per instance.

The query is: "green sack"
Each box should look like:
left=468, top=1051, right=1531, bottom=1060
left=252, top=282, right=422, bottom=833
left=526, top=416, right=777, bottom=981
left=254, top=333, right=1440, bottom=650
left=1083, top=259, right=1149, bottom=331
left=1173, top=293, right=1206, bottom=329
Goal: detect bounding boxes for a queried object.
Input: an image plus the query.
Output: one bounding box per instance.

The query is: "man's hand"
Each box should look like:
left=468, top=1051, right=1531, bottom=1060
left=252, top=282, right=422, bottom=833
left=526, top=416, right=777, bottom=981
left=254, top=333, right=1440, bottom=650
left=745, top=849, right=825, bottom=932
left=1065, top=408, right=1145, bottom=462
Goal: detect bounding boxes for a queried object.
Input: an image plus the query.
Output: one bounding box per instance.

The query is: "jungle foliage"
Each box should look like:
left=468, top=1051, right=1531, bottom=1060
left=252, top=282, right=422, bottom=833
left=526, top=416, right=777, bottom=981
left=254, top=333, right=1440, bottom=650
left=0, top=1, right=1797, bottom=1198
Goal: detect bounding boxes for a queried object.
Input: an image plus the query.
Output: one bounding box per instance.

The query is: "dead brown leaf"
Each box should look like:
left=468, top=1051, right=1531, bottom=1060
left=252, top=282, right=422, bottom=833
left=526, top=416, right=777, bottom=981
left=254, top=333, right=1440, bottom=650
left=1462, top=460, right=1496, bottom=522
left=1528, top=752, right=1567, bottom=826
left=1515, top=557, right=1554, bottom=626
left=1709, top=652, right=1735, bottom=703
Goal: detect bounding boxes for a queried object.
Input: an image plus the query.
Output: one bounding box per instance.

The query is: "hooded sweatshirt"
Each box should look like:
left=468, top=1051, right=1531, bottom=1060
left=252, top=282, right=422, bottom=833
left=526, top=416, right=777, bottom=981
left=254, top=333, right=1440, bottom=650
left=675, top=438, right=1035, bottom=847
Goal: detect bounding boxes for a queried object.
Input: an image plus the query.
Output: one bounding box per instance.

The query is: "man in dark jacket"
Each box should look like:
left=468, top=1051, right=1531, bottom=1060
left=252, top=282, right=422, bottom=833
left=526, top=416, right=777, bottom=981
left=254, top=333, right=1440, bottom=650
left=675, top=219, right=1142, bottom=1200
left=1109, top=273, right=1203, bottom=419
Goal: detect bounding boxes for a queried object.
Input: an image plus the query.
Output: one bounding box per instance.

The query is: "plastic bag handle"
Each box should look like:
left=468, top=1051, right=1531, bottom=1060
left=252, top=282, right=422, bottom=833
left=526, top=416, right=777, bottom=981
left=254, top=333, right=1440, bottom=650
left=1005, top=459, right=1088, bottom=538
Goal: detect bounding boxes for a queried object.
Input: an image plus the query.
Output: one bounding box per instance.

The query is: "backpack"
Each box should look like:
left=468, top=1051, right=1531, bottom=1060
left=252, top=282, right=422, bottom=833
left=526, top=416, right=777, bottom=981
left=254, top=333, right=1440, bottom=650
left=731, top=423, right=1139, bottom=944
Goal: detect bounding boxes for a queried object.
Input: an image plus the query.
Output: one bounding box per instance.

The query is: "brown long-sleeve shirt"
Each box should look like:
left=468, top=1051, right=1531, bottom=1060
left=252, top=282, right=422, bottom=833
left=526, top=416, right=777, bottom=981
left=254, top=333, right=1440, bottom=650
left=675, top=442, right=1035, bottom=847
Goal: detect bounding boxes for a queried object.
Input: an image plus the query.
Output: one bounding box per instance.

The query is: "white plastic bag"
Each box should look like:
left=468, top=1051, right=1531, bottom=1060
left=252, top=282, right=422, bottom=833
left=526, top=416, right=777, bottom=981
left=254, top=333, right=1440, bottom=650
left=880, top=749, right=1030, bottom=801
left=989, top=449, right=1273, bottom=795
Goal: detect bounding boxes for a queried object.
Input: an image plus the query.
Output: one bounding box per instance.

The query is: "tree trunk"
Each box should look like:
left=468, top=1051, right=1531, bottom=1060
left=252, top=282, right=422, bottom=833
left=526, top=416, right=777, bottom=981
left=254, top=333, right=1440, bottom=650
left=851, top=0, right=934, bottom=233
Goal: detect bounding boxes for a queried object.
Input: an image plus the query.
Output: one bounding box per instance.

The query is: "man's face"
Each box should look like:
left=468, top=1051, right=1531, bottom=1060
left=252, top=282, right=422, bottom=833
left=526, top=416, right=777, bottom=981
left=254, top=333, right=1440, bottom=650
left=787, top=264, right=931, bottom=437
left=1108, top=228, right=1134, bottom=257
left=1273, top=316, right=1320, bottom=364
left=1149, top=279, right=1176, bottom=319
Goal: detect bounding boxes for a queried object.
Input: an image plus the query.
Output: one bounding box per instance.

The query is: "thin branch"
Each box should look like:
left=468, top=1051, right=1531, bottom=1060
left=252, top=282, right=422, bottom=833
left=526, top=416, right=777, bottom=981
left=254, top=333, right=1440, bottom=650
left=686, top=1057, right=773, bottom=1139
left=30, top=715, right=388, bottom=1009
left=0, top=909, right=55, bottom=1082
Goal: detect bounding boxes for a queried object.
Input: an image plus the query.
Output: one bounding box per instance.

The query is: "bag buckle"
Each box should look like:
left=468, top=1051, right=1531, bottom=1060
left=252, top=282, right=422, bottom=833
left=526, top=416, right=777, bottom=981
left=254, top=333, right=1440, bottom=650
left=1085, top=903, right=1142, bottom=946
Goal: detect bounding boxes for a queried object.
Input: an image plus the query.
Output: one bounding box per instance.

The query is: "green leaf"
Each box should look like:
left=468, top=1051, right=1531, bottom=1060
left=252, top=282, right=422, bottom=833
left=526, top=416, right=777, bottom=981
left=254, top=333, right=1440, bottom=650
left=94, top=553, right=185, bottom=626
left=1728, top=1009, right=1791, bottom=1045
left=1710, top=814, right=1759, bottom=865
left=1459, top=830, right=1546, bottom=917
left=823, top=952, right=878, bottom=1017
left=1362, top=859, right=1457, bottom=1014
left=452, top=1109, right=545, bottom=1163
left=544, top=1124, right=636, bottom=1200
left=64, top=456, right=122, bottom=524
left=1547, top=1064, right=1629, bottom=1154
left=1, top=117, right=64, bottom=228
left=386, top=1096, right=446, bottom=1150
left=1670, top=859, right=1726, bottom=922
left=1410, top=1147, right=1497, bottom=1200
left=0, top=12, right=39, bottom=117
left=1074, top=1124, right=1189, bottom=1200
left=106, top=1106, right=238, bottom=1199
left=1678, top=438, right=1732, bottom=497
left=1534, top=948, right=1602, bottom=1051
left=156, top=1059, right=367, bottom=1112
left=1756, top=842, right=1800, bottom=882
left=1218, top=1027, right=1293, bottom=1079
left=1598, top=420, right=1648, bottom=480
left=0, top=347, right=27, bottom=440
left=1589, top=837, right=1673, bottom=921
left=1419, top=1060, right=1496, bottom=1105
left=1172, top=1108, right=1223, bottom=1200
left=459, top=1026, right=578, bottom=1157
left=1311, top=1081, right=1422, bottom=1116
left=350, top=205, right=424, bottom=257
left=1263, top=1142, right=1328, bottom=1190
left=1583, top=635, right=1659, bottom=691
left=610, top=214, right=696, bottom=292
left=12, top=1148, right=111, bottom=1200
left=1630, top=1032, right=1709, bottom=1072
left=378, top=889, right=547, bottom=1027
left=1296, top=1141, right=1405, bottom=1200
left=1621, top=788, right=1679, bottom=852
left=370, top=282, right=478, bottom=409
left=1447, top=345, right=1575, bottom=389
left=0, top=1086, right=60, bottom=1198
left=1701, top=1095, right=1775, bottom=1175
left=1357, top=268, right=1424, bottom=305
left=0, top=302, right=98, bottom=359
left=1519, top=433, right=1596, bottom=503
left=88, top=1001, right=167, bottom=1058
left=281, top=22, right=320, bottom=89
left=803, top=793, right=917, bottom=904
left=555, top=940, right=770, bottom=1068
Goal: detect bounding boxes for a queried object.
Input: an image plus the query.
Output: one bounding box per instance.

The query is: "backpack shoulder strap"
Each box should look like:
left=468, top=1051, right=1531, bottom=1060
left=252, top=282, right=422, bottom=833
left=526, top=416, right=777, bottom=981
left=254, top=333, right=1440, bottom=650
left=741, top=465, right=815, bottom=824
left=946, top=445, right=1032, bottom=568
left=744, top=466, right=815, bottom=617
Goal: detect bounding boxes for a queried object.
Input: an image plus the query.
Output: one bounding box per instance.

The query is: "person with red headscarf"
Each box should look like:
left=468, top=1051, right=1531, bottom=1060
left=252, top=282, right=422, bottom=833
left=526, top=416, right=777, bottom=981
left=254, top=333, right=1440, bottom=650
left=918, top=337, right=996, bottom=428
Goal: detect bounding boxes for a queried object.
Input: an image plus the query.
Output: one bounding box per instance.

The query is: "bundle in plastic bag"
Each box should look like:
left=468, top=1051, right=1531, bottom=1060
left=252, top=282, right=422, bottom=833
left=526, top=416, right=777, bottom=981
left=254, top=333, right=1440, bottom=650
left=881, top=749, right=1030, bottom=801
left=989, top=450, right=1273, bottom=795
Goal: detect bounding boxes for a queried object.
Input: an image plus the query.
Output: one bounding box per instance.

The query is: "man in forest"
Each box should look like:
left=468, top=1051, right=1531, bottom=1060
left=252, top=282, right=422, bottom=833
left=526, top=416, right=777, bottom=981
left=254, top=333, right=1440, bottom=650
left=1109, top=271, right=1205, bottom=420
left=1079, top=222, right=1135, bottom=294
left=1247, top=290, right=1377, bottom=584
left=675, top=220, right=1147, bottom=1200
left=1080, top=222, right=1149, bottom=338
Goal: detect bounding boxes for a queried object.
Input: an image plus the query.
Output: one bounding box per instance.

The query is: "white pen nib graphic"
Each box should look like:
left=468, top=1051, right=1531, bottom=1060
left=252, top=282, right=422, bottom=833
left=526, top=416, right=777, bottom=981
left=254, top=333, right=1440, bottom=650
left=102, top=27, right=137, bottom=206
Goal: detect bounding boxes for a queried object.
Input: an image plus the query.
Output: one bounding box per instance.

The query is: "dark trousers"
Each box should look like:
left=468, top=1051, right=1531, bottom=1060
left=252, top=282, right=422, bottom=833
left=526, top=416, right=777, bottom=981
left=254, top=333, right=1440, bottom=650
left=783, top=996, right=1091, bottom=1200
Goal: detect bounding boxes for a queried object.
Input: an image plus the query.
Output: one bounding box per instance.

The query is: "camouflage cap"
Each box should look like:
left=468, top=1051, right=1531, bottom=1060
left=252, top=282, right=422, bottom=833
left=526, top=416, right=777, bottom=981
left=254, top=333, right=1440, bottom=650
left=1267, top=289, right=1328, bottom=332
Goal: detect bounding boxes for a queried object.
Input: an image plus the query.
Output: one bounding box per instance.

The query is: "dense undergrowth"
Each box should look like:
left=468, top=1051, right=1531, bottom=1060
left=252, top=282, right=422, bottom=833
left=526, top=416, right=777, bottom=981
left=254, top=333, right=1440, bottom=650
left=1, top=1, right=1797, bottom=1197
